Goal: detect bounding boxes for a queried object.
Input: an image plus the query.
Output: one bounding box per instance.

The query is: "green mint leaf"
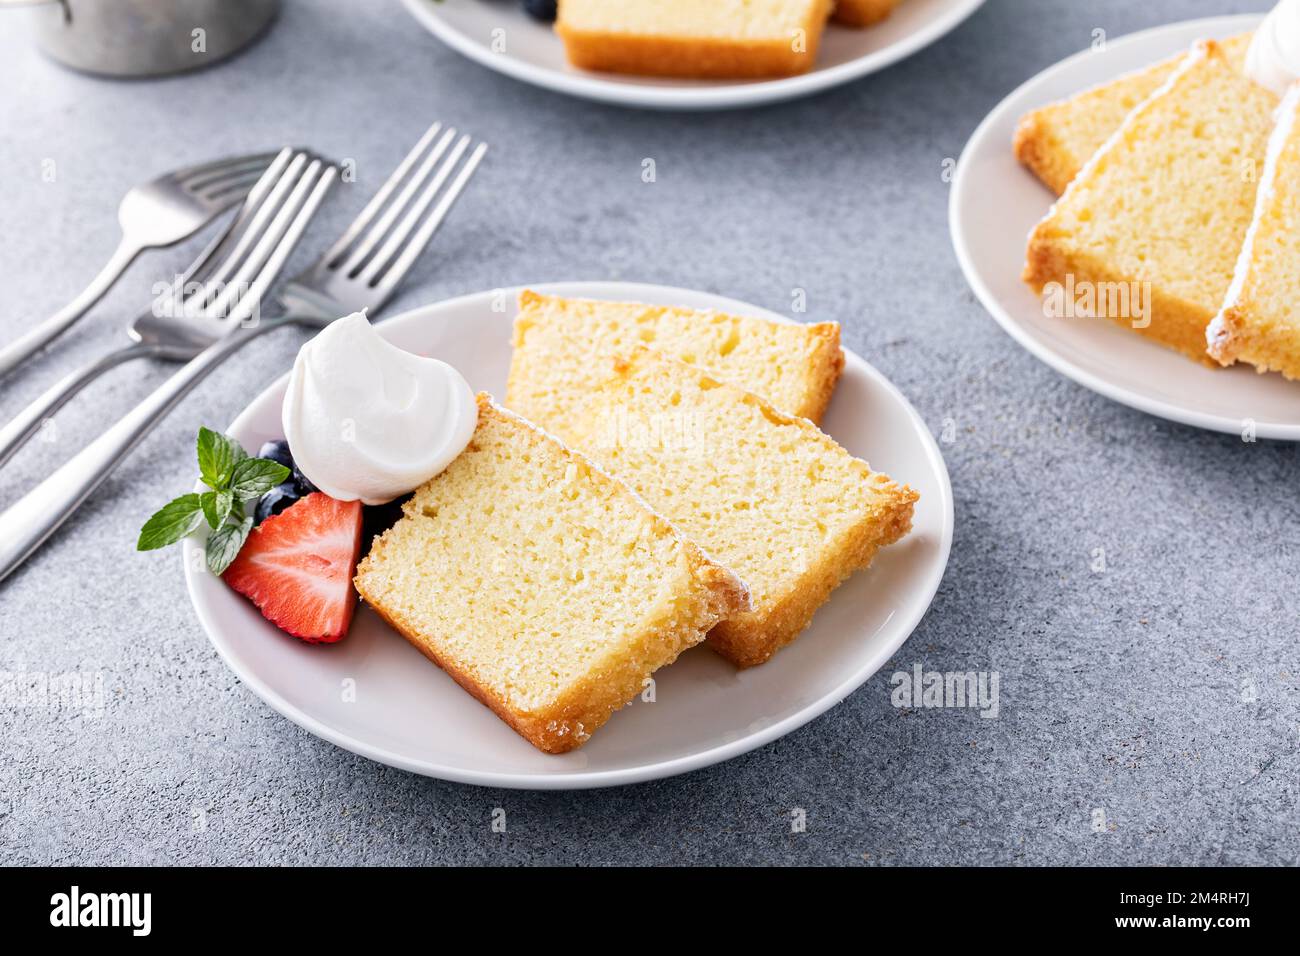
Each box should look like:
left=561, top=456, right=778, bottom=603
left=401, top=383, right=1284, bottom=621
left=205, top=514, right=253, bottom=575
left=200, top=492, right=218, bottom=529
left=138, top=494, right=205, bottom=551
left=229, top=457, right=290, bottom=502
left=197, top=427, right=247, bottom=490
left=200, top=490, right=234, bottom=530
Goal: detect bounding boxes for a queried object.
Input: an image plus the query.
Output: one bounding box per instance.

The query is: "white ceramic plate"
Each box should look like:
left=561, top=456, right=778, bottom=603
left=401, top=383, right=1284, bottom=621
left=183, top=280, right=951, bottom=790
left=184, top=282, right=952, bottom=789
left=951, top=14, right=1300, bottom=441
left=398, top=0, right=986, bottom=111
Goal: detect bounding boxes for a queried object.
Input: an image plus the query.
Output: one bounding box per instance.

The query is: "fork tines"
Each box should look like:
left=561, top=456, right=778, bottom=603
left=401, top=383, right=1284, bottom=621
left=319, top=122, right=488, bottom=305
left=155, top=148, right=338, bottom=326
left=179, top=152, right=281, bottom=202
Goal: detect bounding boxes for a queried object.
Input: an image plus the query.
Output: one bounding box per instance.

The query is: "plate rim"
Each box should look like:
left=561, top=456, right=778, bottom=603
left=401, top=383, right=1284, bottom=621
left=397, top=0, right=988, bottom=111
left=947, top=13, right=1300, bottom=441
left=184, top=281, right=954, bottom=789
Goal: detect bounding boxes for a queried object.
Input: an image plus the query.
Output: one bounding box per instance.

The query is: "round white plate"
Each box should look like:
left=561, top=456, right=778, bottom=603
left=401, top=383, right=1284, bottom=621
left=951, top=14, right=1300, bottom=441
left=184, top=282, right=953, bottom=789
left=398, top=0, right=986, bottom=111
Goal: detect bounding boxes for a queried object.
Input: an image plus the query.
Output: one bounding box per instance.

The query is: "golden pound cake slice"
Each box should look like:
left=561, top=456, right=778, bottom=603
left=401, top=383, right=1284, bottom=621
left=354, top=395, right=750, bottom=754
left=1023, top=42, right=1277, bottom=365
left=555, top=0, right=834, bottom=79
left=833, top=0, right=901, bottom=29
left=566, top=349, right=918, bottom=669
left=508, top=290, right=844, bottom=443
left=1208, top=85, right=1300, bottom=379
left=1014, top=33, right=1253, bottom=195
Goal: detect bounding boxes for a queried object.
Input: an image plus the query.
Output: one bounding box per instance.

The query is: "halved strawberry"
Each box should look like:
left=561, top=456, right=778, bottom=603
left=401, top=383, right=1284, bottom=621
left=223, top=492, right=363, bottom=644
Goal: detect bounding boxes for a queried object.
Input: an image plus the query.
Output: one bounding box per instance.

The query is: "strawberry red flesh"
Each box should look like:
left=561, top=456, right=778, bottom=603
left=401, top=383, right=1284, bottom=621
left=223, top=492, right=363, bottom=644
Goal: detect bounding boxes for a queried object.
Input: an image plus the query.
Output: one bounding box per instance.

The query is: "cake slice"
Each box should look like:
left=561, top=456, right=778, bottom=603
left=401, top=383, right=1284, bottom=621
left=508, top=291, right=843, bottom=444
left=566, top=349, right=917, bottom=669
left=1208, top=85, right=1300, bottom=379
left=354, top=395, right=750, bottom=754
left=1014, top=33, right=1253, bottom=195
left=555, top=0, right=834, bottom=79
left=833, top=0, right=901, bottom=28
left=1023, top=41, right=1278, bottom=364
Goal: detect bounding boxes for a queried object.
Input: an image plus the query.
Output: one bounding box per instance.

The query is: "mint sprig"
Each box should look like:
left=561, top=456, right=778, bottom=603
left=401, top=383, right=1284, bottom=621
left=138, top=494, right=206, bottom=550
left=229, top=457, right=291, bottom=499
left=199, top=489, right=233, bottom=529
left=138, top=427, right=290, bottom=575
left=197, top=427, right=245, bottom=490
left=205, top=514, right=254, bottom=575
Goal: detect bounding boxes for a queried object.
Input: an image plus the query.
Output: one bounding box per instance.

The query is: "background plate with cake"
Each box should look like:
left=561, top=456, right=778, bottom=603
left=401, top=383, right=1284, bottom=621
left=181, top=282, right=952, bottom=789
left=951, top=12, right=1300, bottom=440
left=398, top=0, right=987, bottom=110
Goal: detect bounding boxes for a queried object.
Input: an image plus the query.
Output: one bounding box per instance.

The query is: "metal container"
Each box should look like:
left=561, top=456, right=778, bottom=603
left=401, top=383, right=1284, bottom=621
left=5, top=0, right=279, bottom=77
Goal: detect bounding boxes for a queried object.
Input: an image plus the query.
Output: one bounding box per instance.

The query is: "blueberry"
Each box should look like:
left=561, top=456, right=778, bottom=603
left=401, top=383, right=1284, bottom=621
left=257, top=439, right=293, bottom=469
left=291, top=464, right=318, bottom=496
left=362, top=496, right=409, bottom=555
left=521, top=0, right=556, bottom=22
left=255, top=481, right=300, bottom=524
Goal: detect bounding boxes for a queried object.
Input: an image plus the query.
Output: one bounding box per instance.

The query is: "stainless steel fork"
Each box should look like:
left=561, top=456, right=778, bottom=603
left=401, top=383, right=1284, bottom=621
left=0, top=151, right=276, bottom=380
left=0, top=148, right=331, bottom=468
left=0, top=122, right=487, bottom=583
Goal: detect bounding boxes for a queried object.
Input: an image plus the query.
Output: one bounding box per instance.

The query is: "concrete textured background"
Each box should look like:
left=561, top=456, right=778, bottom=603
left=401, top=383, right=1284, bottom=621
left=1, top=0, right=1295, bottom=866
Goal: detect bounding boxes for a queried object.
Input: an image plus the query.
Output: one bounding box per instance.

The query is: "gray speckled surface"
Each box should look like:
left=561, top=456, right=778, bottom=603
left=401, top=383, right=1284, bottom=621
left=1, top=0, right=1296, bottom=867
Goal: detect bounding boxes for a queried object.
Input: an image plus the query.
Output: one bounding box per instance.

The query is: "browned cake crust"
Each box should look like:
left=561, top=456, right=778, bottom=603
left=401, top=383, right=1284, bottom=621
left=1022, top=41, right=1277, bottom=366
left=507, top=289, right=845, bottom=429
left=1022, top=243, right=1222, bottom=367
left=1206, top=86, right=1300, bottom=381
left=365, top=554, right=747, bottom=754
left=355, top=395, right=750, bottom=754
left=801, top=321, right=846, bottom=423
left=1012, top=110, right=1082, bottom=198
left=568, top=350, right=918, bottom=670
left=704, top=417, right=916, bottom=669
left=833, top=0, right=901, bottom=28
left=1013, top=33, right=1254, bottom=196
left=556, top=1, right=834, bottom=79
left=1207, top=304, right=1297, bottom=378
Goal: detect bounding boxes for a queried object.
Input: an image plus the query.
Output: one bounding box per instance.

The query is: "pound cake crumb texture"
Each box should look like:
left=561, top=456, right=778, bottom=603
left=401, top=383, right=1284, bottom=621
left=1023, top=41, right=1277, bottom=364
left=556, top=0, right=834, bottom=79
left=566, top=349, right=917, bottom=669
left=1014, top=33, right=1253, bottom=195
left=1208, top=85, right=1300, bottom=380
left=354, top=394, right=750, bottom=754
left=508, top=290, right=843, bottom=445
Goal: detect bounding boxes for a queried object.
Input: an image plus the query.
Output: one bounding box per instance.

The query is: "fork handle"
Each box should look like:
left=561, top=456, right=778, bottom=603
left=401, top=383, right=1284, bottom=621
left=0, top=237, right=141, bottom=383
left=0, top=342, right=159, bottom=469
left=0, top=316, right=293, bottom=584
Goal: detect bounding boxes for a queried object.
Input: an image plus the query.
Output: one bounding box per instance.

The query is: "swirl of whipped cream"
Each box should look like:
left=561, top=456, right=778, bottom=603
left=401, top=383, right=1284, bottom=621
left=282, top=312, right=476, bottom=505
left=1246, top=0, right=1300, bottom=96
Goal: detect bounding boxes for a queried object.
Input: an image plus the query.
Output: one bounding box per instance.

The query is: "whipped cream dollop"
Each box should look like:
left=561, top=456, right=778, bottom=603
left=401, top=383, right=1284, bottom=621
left=282, top=312, right=476, bottom=505
left=1246, top=0, right=1300, bottom=96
